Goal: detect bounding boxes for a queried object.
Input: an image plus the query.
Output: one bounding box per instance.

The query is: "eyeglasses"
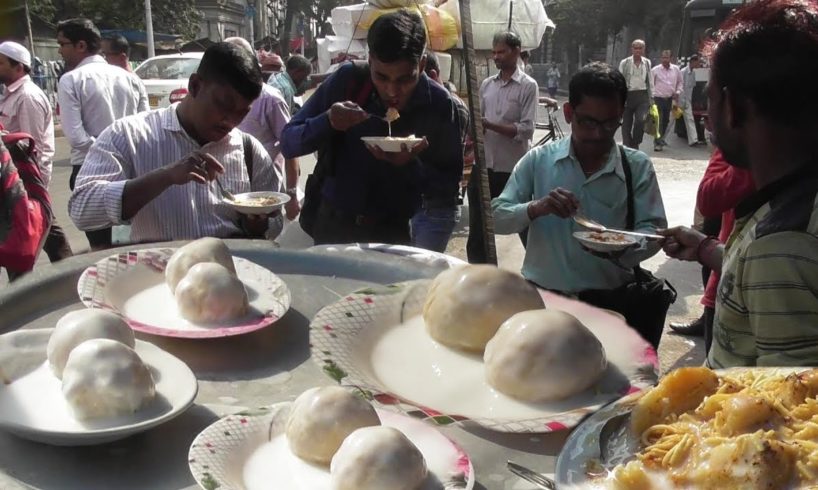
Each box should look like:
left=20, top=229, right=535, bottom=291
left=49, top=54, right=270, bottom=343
left=575, top=115, right=622, bottom=133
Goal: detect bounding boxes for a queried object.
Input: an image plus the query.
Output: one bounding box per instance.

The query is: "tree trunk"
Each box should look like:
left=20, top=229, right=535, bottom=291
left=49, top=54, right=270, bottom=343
left=280, top=0, right=296, bottom=57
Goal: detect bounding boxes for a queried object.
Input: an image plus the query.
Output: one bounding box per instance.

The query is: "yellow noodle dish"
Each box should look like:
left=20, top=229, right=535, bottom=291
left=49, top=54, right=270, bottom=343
left=606, top=366, right=818, bottom=489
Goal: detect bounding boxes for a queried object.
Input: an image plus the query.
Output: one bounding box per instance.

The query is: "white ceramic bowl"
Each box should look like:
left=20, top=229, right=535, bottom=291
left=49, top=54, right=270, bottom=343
left=361, top=136, right=424, bottom=153
left=572, top=231, right=638, bottom=252
left=226, top=191, right=290, bottom=215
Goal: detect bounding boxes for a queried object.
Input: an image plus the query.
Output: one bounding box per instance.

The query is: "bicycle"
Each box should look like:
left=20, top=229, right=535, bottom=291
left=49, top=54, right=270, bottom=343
left=533, top=105, right=565, bottom=148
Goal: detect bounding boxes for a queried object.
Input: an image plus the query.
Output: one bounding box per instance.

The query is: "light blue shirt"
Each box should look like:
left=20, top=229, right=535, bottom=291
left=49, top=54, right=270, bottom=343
left=492, top=137, right=667, bottom=293
left=267, top=72, right=296, bottom=115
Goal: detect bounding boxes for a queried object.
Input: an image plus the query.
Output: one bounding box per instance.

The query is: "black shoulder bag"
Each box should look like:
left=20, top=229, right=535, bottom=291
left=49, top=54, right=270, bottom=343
left=299, top=62, right=373, bottom=237
left=577, top=146, right=677, bottom=349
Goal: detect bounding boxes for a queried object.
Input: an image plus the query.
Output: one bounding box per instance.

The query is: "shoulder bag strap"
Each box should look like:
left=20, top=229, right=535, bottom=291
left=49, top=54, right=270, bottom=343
left=242, top=133, right=253, bottom=183
left=619, top=145, right=643, bottom=279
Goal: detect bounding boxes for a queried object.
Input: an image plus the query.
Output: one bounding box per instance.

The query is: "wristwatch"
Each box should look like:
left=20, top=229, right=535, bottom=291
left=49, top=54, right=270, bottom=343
left=285, top=187, right=298, bottom=196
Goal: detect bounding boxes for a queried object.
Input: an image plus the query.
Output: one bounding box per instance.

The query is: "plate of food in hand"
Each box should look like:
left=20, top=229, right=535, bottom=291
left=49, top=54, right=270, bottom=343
left=555, top=366, right=818, bottom=489
left=226, top=191, right=290, bottom=215
left=0, top=313, right=197, bottom=445
left=361, top=135, right=424, bottom=153
left=310, top=265, right=658, bottom=433
left=188, top=386, right=474, bottom=490
left=573, top=231, right=639, bottom=252
left=77, top=238, right=291, bottom=338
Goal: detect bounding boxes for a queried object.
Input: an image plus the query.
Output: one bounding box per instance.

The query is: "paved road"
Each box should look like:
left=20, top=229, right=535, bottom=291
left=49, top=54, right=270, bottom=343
left=12, top=116, right=711, bottom=373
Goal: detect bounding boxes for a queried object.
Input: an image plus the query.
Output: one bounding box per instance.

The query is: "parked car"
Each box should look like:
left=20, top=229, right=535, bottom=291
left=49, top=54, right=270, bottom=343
left=134, top=53, right=204, bottom=109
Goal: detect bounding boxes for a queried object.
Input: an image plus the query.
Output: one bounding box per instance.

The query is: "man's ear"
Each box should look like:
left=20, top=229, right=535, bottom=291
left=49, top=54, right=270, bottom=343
left=188, top=73, right=202, bottom=97
left=417, top=55, right=427, bottom=77
left=563, top=102, right=573, bottom=124
left=723, top=87, right=746, bottom=129
left=76, top=40, right=88, bottom=54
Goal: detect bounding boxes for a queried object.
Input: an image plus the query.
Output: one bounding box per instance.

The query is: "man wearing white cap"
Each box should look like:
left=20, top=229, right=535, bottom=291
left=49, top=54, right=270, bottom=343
left=0, top=41, right=73, bottom=262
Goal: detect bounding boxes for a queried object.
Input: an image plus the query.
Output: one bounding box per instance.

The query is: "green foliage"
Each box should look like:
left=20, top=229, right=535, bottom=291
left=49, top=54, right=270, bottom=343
left=27, top=0, right=202, bottom=40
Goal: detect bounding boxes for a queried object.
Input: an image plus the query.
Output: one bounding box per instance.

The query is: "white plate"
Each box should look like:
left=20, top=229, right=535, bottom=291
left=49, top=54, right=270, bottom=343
left=226, top=191, right=290, bottom=215
left=555, top=367, right=804, bottom=489
left=77, top=248, right=291, bottom=339
left=188, top=402, right=475, bottom=490
left=310, top=243, right=467, bottom=269
left=361, top=136, right=423, bottom=152
left=573, top=231, right=638, bottom=252
left=0, top=329, right=198, bottom=446
left=310, top=281, right=658, bottom=433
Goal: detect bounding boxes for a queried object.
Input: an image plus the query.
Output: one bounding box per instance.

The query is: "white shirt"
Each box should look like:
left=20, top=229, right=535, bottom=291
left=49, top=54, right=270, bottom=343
left=619, top=56, right=652, bottom=93
left=480, top=68, right=538, bottom=173
left=58, top=55, right=149, bottom=167
left=68, top=105, right=284, bottom=243
left=0, top=75, right=55, bottom=186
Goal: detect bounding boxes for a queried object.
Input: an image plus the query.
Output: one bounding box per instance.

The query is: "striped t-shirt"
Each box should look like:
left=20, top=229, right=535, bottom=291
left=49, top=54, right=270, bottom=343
left=709, top=167, right=818, bottom=368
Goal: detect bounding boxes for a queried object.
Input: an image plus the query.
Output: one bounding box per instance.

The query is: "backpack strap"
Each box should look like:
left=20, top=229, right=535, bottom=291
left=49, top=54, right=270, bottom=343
left=242, top=133, right=253, bottom=184
left=619, top=145, right=635, bottom=230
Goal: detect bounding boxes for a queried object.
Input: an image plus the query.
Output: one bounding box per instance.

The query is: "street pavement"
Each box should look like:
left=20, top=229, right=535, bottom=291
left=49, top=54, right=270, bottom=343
left=11, top=114, right=710, bottom=374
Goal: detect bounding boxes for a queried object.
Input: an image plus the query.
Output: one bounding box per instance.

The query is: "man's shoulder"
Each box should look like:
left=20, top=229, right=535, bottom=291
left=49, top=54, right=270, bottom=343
left=620, top=145, right=655, bottom=172
left=520, top=72, right=538, bottom=88
left=105, top=107, right=166, bottom=136
left=260, top=84, right=287, bottom=105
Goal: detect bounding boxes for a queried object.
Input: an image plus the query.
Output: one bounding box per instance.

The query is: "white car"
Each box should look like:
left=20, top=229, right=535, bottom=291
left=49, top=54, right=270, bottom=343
left=134, top=53, right=204, bottom=109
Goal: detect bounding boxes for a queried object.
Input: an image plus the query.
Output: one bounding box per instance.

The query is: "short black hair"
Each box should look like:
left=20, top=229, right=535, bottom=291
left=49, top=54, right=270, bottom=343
left=197, top=42, right=263, bottom=101
left=367, top=9, right=426, bottom=64
left=493, top=31, right=522, bottom=50
left=708, top=0, right=818, bottom=127
left=424, top=51, right=439, bottom=75
left=57, top=18, right=101, bottom=54
left=285, top=54, right=312, bottom=73
left=569, top=62, right=628, bottom=108
left=103, top=35, right=130, bottom=57
left=7, top=58, right=31, bottom=74
left=521, top=51, right=530, bottom=60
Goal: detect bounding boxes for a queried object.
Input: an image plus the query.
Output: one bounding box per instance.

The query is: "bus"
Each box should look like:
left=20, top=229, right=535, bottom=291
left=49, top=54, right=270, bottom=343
left=675, top=0, right=746, bottom=139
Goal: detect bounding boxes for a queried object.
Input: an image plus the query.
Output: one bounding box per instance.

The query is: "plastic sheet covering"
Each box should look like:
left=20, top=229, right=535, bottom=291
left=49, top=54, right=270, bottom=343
left=439, top=0, right=554, bottom=50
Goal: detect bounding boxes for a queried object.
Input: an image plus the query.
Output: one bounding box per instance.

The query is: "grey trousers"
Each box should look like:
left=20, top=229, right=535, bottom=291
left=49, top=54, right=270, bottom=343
left=622, top=90, right=650, bottom=149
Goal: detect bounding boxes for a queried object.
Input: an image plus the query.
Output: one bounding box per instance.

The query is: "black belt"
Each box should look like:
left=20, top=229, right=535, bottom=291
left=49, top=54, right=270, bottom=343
left=421, top=196, right=459, bottom=209
left=319, top=202, right=384, bottom=227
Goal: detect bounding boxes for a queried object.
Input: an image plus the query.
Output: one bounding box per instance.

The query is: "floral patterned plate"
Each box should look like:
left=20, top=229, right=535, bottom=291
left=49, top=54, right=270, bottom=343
left=77, top=248, right=291, bottom=339
left=188, top=401, right=475, bottom=490
left=310, top=280, right=659, bottom=433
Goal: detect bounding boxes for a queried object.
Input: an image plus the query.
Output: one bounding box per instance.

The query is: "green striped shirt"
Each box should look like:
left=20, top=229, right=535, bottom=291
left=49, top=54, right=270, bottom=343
left=709, top=171, right=818, bottom=368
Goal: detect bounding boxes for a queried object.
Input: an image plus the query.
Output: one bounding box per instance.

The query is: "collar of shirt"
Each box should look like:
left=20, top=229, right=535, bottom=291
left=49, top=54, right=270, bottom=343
left=736, top=164, right=818, bottom=219
left=76, top=54, right=106, bottom=69
left=553, top=137, right=625, bottom=183
left=163, top=103, right=232, bottom=148
left=4, top=75, right=30, bottom=94
left=276, top=72, right=296, bottom=92
left=490, top=67, right=525, bottom=86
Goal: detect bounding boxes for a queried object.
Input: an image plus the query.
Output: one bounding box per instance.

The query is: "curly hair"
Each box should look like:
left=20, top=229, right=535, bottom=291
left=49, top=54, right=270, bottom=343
left=707, top=0, right=818, bottom=126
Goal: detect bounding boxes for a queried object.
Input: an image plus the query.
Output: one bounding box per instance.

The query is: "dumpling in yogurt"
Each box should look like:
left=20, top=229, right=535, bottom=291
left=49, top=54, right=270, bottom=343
left=174, top=262, right=249, bottom=324
left=165, top=237, right=236, bottom=293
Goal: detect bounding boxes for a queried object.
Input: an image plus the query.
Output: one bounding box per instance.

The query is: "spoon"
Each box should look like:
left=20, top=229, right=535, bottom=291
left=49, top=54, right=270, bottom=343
left=573, top=214, right=663, bottom=240
left=214, top=176, right=235, bottom=201
left=507, top=461, right=557, bottom=490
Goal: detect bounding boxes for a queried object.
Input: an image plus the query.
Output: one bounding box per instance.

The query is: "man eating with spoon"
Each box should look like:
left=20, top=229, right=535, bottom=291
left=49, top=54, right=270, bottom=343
left=492, top=63, right=667, bottom=345
left=68, top=43, right=284, bottom=243
left=280, top=9, right=463, bottom=245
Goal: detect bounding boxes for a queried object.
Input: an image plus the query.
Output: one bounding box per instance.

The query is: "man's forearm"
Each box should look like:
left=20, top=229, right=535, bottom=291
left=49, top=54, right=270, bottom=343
left=122, top=167, right=174, bottom=220
left=484, top=120, right=518, bottom=139
left=698, top=238, right=724, bottom=273
left=284, top=158, right=300, bottom=189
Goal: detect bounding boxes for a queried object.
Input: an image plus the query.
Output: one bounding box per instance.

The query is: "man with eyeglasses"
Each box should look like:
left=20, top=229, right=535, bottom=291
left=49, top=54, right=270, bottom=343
left=493, top=62, right=666, bottom=295
left=56, top=18, right=148, bottom=250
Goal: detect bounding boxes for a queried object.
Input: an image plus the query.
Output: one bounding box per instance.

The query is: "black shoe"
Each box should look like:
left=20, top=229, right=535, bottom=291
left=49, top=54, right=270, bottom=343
left=669, top=315, right=705, bottom=336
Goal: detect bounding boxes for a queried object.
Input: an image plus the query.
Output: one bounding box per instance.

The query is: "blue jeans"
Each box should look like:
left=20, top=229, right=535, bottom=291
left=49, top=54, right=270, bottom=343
left=410, top=206, right=461, bottom=253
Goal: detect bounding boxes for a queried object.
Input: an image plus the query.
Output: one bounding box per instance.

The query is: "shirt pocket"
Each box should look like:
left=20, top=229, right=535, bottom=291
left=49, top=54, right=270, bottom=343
left=582, top=185, right=628, bottom=228
left=502, top=97, right=523, bottom=123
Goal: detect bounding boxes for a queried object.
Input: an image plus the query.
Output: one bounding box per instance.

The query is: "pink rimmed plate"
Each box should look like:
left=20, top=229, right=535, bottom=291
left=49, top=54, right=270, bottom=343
left=188, top=402, right=475, bottom=490
left=77, top=248, right=291, bottom=339
left=310, top=280, right=658, bottom=433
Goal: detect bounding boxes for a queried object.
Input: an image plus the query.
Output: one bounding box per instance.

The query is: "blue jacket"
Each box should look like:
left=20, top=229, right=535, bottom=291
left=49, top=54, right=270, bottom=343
left=281, top=62, right=463, bottom=219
